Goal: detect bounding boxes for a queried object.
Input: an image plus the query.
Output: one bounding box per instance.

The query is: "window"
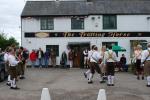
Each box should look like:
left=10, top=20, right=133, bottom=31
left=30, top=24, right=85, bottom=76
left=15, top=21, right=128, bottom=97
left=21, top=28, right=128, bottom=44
left=25, top=33, right=35, bottom=38
left=40, top=18, right=54, bottom=30
left=71, top=18, right=84, bottom=29
left=103, top=15, right=117, bottom=29
left=130, top=40, right=147, bottom=57
left=102, top=42, right=118, bottom=56
left=46, top=45, right=59, bottom=56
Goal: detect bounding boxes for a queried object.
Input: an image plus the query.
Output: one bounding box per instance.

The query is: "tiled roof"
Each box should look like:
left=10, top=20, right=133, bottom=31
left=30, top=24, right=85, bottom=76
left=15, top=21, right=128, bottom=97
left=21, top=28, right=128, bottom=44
left=21, top=0, right=150, bottom=17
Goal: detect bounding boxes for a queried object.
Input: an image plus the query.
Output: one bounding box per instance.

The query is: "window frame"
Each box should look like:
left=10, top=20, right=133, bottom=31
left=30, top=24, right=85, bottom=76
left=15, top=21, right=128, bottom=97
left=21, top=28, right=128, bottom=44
left=130, top=40, right=147, bottom=57
left=103, top=15, right=117, bottom=29
left=24, top=33, right=35, bottom=38
left=40, top=17, right=54, bottom=30
left=71, top=18, right=84, bottom=30
left=46, top=45, right=59, bottom=56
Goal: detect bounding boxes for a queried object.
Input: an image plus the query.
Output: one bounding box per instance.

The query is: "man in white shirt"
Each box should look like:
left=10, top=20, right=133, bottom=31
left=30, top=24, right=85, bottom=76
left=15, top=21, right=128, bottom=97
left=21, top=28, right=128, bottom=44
left=104, top=45, right=117, bottom=86
left=37, top=48, right=44, bottom=68
left=88, top=46, right=102, bottom=84
left=83, top=45, right=95, bottom=81
left=8, top=48, right=20, bottom=89
left=141, top=43, right=150, bottom=87
left=134, top=45, right=144, bottom=80
left=99, top=46, right=107, bottom=83
left=83, top=48, right=88, bottom=68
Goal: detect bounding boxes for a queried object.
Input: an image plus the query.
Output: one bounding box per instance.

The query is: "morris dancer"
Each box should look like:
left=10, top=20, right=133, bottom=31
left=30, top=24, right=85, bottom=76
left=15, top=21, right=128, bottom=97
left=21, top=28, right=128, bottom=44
left=84, top=45, right=95, bottom=80
left=134, top=45, right=144, bottom=80
left=104, top=45, right=117, bottom=86
left=99, top=46, right=107, bottom=83
left=8, top=48, right=20, bottom=89
left=141, top=43, right=150, bottom=87
left=88, top=46, right=102, bottom=84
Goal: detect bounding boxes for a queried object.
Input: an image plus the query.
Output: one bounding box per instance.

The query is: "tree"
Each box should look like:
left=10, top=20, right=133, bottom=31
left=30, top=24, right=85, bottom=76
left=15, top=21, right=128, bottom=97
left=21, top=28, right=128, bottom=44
left=7, top=37, right=19, bottom=47
left=0, top=33, right=19, bottom=51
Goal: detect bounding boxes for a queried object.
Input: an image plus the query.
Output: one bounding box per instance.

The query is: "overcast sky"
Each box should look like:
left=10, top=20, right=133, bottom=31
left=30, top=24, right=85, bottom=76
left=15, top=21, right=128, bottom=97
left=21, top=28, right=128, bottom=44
left=0, top=0, right=26, bottom=44
left=0, top=0, right=83, bottom=45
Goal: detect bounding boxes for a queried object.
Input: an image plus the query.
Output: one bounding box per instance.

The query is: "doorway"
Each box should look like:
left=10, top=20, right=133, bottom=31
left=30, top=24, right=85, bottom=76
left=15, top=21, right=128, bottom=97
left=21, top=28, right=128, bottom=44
left=68, top=42, right=90, bottom=68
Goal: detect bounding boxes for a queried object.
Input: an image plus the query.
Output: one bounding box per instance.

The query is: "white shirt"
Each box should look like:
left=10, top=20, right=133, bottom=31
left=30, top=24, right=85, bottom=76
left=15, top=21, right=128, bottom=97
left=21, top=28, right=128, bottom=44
left=100, top=51, right=106, bottom=64
left=8, top=54, right=19, bottom=67
left=88, top=50, right=93, bottom=60
left=141, top=48, right=150, bottom=63
left=134, top=50, right=142, bottom=60
left=90, top=50, right=102, bottom=63
left=83, top=50, right=88, bottom=56
left=104, top=50, right=117, bottom=63
left=38, top=51, right=41, bottom=59
left=4, top=53, right=9, bottom=62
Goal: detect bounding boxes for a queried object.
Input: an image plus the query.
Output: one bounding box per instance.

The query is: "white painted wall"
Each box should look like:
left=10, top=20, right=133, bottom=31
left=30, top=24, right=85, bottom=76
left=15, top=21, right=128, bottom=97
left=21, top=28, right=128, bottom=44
left=22, top=15, right=150, bottom=32
left=21, top=15, right=150, bottom=65
left=117, top=15, right=148, bottom=32
left=22, top=36, right=150, bottom=65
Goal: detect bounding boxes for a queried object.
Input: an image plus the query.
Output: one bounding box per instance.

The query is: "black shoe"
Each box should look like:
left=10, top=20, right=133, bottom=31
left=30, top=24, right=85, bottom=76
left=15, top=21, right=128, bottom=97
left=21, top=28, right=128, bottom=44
left=111, top=84, right=115, bottom=86
left=10, top=87, right=20, bottom=90
left=88, top=81, right=93, bottom=84
left=137, top=76, right=140, bottom=80
left=6, top=83, right=11, bottom=86
left=142, top=76, right=144, bottom=80
left=100, top=80, right=106, bottom=83
left=103, top=77, right=107, bottom=80
left=107, top=84, right=111, bottom=86
left=20, top=77, right=25, bottom=79
left=84, top=73, right=87, bottom=78
left=146, top=85, right=150, bottom=87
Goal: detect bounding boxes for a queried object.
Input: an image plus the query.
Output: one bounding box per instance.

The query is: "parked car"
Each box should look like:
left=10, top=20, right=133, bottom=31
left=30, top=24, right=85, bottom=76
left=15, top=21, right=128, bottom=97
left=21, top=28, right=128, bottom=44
left=0, top=54, right=7, bottom=82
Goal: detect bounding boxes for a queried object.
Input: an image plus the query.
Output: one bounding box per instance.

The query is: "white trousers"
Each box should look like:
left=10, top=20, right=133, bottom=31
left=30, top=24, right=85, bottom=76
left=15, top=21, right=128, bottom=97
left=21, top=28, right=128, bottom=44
left=86, top=69, right=90, bottom=78
left=7, top=75, right=11, bottom=84
left=10, top=78, right=16, bottom=88
left=88, top=73, right=93, bottom=82
left=69, top=61, right=73, bottom=68
left=147, top=76, right=150, bottom=85
left=107, top=75, right=115, bottom=84
left=84, top=57, right=88, bottom=64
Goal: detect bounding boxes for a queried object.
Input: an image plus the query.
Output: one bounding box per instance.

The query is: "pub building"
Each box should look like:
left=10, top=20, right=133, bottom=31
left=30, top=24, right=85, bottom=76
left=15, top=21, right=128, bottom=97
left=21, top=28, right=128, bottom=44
left=21, top=0, right=150, bottom=67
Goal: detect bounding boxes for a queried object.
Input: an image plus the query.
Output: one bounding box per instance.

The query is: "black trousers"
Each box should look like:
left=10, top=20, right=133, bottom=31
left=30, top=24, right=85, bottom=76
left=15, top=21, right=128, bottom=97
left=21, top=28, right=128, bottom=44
left=107, top=62, right=115, bottom=76
left=135, top=59, right=143, bottom=73
left=90, top=62, right=101, bottom=74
